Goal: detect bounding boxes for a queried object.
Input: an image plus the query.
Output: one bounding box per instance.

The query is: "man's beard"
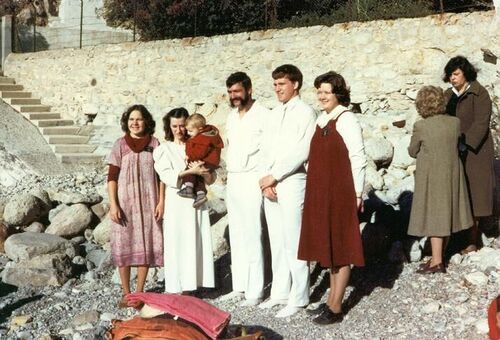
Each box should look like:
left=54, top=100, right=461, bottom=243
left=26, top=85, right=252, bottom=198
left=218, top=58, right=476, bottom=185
left=230, top=94, right=250, bottom=108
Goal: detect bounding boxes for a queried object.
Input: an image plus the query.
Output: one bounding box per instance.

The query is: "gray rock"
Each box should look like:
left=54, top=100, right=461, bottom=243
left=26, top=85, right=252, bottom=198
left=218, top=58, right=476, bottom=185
left=364, top=137, right=393, bottom=168
left=70, top=236, right=86, bottom=245
left=422, top=301, right=440, bottom=313
left=48, top=204, right=69, bottom=223
left=72, top=310, right=100, bottom=327
left=464, top=272, right=488, bottom=286
left=3, top=194, right=47, bottom=226
left=72, top=256, right=86, bottom=265
left=211, top=215, right=228, bottom=258
left=48, top=190, right=102, bottom=205
left=92, top=217, right=111, bottom=245
left=24, top=222, right=45, bottom=233
left=90, top=202, right=109, bottom=221
left=86, top=249, right=109, bottom=269
left=4, top=232, right=76, bottom=261
left=365, top=166, right=384, bottom=191
left=2, top=253, right=73, bottom=287
left=30, top=188, right=52, bottom=213
left=45, top=204, right=93, bottom=238
left=386, top=134, right=414, bottom=169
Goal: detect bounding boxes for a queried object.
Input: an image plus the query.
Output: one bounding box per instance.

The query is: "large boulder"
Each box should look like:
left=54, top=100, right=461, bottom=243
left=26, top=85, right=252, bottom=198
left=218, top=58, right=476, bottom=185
left=4, top=232, right=76, bottom=261
left=2, top=253, right=73, bottom=287
left=364, top=137, right=394, bottom=168
left=3, top=193, right=47, bottom=226
left=92, top=217, right=111, bottom=245
left=45, top=204, right=94, bottom=238
left=385, top=134, right=414, bottom=169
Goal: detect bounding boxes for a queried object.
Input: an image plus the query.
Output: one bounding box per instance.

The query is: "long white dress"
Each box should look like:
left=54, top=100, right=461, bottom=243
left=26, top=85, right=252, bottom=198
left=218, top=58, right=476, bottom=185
left=153, top=141, right=214, bottom=293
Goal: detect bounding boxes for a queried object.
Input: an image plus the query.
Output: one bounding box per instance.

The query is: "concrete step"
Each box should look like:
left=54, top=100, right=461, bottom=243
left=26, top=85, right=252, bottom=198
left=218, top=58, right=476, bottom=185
left=0, top=77, right=15, bottom=84
left=14, top=104, right=51, bottom=113
left=45, top=135, right=90, bottom=144
left=51, top=144, right=97, bottom=154
left=40, top=126, right=90, bottom=136
left=7, top=98, right=41, bottom=105
left=56, top=153, right=104, bottom=164
left=34, top=119, right=74, bottom=127
left=24, top=112, right=61, bottom=120
left=0, top=84, right=23, bottom=91
left=0, top=91, right=32, bottom=98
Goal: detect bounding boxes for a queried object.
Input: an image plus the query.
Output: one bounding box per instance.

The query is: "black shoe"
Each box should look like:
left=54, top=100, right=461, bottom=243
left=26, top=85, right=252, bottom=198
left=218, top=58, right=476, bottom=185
left=306, top=303, right=327, bottom=315
left=313, top=308, right=344, bottom=325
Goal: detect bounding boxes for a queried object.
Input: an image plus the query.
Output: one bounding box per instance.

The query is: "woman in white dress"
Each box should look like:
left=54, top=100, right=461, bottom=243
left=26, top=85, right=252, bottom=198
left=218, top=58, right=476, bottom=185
left=153, top=107, right=215, bottom=294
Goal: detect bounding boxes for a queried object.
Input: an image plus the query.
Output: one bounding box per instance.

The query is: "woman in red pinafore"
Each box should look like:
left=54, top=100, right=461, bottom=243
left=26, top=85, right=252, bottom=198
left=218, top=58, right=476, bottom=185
left=298, top=71, right=366, bottom=325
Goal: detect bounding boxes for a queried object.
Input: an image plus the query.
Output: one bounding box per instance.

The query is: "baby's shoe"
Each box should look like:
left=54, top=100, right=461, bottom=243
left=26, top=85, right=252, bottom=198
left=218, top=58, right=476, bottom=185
left=178, top=186, right=195, bottom=198
left=193, top=192, right=207, bottom=208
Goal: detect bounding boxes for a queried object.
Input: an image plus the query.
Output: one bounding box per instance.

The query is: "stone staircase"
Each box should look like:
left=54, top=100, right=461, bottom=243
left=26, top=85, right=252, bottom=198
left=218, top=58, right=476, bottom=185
left=0, top=70, right=103, bottom=164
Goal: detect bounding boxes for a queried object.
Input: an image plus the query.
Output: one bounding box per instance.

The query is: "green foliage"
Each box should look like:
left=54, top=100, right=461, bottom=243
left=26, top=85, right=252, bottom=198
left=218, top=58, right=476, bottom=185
left=101, top=0, right=493, bottom=41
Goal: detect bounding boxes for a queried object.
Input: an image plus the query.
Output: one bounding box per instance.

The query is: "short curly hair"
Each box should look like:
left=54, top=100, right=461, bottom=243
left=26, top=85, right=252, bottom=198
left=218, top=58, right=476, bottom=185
left=415, top=86, right=446, bottom=118
left=120, top=104, right=155, bottom=135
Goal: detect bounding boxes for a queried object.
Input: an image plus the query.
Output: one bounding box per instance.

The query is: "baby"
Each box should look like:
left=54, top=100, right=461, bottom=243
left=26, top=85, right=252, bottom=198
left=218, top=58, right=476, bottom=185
left=178, top=113, right=224, bottom=208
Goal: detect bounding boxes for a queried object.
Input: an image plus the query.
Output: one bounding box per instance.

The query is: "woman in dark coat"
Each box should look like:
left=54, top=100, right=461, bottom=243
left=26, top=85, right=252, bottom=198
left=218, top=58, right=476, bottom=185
left=298, top=71, right=366, bottom=325
left=443, top=56, right=495, bottom=253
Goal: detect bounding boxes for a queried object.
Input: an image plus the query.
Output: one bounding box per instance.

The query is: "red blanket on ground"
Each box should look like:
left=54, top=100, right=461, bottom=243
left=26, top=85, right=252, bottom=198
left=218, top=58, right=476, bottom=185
left=127, top=292, right=230, bottom=340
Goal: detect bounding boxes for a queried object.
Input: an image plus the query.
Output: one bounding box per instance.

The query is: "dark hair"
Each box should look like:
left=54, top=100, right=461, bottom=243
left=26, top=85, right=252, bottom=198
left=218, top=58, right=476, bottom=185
left=443, top=56, right=478, bottom=83
left=120, top=104, right=155, bottom=135
left=226, top=72, right=252, bottom=91
left=162, top=107, right=189, bottom=141
left=272, top=64, right=303, bottom=90
left=314, top=71, right=351, bottom=106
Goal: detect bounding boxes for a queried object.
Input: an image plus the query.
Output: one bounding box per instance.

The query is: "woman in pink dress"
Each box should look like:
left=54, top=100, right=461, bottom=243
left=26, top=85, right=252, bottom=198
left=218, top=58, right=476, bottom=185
left=107, top=104, right=165, bottom=308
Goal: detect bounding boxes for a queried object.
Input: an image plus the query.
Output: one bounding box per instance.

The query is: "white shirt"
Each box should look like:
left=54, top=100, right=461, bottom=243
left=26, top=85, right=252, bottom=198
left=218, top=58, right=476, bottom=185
left=317, top=104, right=367, bottom=196
left=225, top=100, right=269, bottom=173
left=261, top=96, right=317, bottom=182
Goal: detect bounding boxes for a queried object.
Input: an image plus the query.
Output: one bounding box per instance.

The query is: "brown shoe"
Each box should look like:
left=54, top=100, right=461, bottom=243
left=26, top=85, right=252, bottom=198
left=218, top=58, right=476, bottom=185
left=418, top=259, right=431, bottom=270
left=416, top=262, right=446, bottom=274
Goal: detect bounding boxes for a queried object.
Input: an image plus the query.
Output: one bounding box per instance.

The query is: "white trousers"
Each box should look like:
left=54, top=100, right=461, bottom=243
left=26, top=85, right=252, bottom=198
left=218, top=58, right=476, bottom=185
left=226, top=172, right=264, bottom=300
left=264, top=175, right=309, bottom=307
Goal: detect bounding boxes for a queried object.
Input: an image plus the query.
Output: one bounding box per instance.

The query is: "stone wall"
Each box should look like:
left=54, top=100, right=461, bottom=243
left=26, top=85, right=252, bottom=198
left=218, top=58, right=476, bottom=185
left=3, top=11, right=500, bottom=155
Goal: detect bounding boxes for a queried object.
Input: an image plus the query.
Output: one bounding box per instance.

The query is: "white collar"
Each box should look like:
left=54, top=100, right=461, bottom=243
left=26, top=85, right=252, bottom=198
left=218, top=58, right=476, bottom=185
left=316, top=105, right=349, bottom=128
left=452, top=83, right=470, bottom=96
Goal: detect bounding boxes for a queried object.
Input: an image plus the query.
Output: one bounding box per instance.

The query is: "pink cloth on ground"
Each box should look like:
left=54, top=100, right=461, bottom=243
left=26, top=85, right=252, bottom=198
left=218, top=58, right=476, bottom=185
left=127, top=292, right=230, bottom=339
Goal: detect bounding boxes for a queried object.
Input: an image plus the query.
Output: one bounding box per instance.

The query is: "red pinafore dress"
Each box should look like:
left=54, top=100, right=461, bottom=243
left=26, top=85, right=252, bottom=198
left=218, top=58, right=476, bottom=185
left=298, top=112, right=365, bottom=268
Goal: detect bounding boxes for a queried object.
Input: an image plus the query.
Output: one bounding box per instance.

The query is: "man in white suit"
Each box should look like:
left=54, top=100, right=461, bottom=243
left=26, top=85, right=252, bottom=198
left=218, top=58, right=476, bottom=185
left=221, top=72, right=269, bottom=306
left=259, top=64, right=316, bottom=318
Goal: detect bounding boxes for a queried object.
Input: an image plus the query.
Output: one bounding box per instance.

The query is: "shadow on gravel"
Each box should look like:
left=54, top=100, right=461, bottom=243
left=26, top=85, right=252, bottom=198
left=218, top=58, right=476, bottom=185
left=0, top=294, right=43, bottom=324
left=309, top=190, right=408, bottom=311
left=0, top=281, right=17, bottom=298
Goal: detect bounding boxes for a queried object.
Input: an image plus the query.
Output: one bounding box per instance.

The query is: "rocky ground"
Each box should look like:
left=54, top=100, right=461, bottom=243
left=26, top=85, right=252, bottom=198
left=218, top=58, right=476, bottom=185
left=0, top=245, right=498, bottom=340
left=0, top=171, right=498, bottom=340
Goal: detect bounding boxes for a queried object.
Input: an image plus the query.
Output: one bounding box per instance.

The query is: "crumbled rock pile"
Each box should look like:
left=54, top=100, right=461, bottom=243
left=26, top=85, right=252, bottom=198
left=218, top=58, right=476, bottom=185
left=0, top=167, right=497, bottom=339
